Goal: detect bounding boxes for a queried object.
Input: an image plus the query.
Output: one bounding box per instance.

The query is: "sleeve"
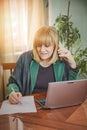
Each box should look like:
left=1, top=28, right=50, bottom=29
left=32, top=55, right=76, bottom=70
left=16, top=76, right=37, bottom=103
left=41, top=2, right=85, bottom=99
left=6, top=51, right=33, bottom=98
left=6, top=83, right=19, bottom=99
left=6, top=55, right=23, bottom=99
left=68, top=67, right=79, bottom=80
left=63, top=60, right=79, bottom=81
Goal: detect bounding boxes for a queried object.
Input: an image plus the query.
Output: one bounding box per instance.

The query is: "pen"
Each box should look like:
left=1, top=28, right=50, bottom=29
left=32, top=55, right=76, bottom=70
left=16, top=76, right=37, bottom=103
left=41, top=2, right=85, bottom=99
left=11, top=87, right=22, bottom=104
left=11, top=87, right=15, bottom=92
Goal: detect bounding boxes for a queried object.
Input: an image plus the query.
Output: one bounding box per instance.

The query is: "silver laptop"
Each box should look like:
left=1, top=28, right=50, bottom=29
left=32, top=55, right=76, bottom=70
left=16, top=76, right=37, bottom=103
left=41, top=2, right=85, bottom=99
left=36, top=79, right=87, bottom=109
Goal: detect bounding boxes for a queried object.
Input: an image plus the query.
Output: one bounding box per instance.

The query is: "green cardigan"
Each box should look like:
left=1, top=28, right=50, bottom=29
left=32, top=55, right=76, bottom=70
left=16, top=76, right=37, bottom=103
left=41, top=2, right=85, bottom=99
left=6, top=51, right=78, bottom=98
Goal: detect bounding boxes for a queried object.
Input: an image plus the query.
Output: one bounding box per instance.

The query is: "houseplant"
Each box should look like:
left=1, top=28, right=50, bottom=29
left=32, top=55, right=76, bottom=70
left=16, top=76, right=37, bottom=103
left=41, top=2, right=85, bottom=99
left=54, top=0, right=87, bottom=78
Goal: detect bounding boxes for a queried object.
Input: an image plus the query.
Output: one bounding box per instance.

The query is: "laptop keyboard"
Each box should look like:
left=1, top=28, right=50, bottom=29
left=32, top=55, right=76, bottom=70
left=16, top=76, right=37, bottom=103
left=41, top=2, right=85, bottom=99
left=36, top=98, right=46, bottom=106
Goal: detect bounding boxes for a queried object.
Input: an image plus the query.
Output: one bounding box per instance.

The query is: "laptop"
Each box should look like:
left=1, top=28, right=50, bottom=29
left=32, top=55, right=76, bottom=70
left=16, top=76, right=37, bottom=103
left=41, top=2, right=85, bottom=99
left=36, top=79, right=87, bottom=109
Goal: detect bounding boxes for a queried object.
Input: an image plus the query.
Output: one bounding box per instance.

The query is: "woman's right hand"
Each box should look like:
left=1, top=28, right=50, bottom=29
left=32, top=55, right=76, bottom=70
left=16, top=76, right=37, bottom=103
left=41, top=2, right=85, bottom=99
left=8, top=91, right=22, bottom=104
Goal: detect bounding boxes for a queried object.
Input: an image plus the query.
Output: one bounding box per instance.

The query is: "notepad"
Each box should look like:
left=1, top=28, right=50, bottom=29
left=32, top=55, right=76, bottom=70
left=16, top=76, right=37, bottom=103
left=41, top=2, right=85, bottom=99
left=0, top=96, right=37, bottom=115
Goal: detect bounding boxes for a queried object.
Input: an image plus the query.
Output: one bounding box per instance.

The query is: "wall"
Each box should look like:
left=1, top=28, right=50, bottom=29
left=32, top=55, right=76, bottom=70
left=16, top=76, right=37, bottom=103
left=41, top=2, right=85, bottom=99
left=49, top=0, right=87, bottom=47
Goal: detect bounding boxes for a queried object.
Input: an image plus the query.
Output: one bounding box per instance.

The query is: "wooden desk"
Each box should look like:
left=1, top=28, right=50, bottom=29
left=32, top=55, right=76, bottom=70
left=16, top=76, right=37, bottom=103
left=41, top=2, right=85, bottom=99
left=0, top=93, right=87, bottom=130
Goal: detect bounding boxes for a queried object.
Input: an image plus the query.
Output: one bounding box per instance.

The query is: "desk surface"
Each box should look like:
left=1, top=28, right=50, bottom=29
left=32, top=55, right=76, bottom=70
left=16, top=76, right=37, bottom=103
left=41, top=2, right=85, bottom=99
left=0, top=92, right=87, bottom=130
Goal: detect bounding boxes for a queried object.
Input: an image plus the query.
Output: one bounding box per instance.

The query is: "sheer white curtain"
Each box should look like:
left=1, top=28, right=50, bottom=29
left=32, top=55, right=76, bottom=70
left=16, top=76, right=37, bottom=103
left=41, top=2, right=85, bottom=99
left=0, top=0, right=48, bottom=63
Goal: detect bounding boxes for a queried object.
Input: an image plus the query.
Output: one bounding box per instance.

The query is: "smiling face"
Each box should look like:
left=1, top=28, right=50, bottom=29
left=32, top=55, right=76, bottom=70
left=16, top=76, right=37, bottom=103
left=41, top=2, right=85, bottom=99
left=33, top=26, right=59, bottom=64
left=36, top=44, right=54, bottom=62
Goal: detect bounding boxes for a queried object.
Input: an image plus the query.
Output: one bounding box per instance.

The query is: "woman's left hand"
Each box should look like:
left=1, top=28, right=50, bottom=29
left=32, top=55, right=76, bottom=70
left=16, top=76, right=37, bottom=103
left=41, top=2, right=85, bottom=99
left=58, top=47, right=76, bottom=69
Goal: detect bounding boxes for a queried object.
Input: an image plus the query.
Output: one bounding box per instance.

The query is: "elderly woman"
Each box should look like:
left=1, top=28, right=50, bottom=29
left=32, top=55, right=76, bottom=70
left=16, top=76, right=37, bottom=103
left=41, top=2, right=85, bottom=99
left=6, top=26, right=78, bottom=104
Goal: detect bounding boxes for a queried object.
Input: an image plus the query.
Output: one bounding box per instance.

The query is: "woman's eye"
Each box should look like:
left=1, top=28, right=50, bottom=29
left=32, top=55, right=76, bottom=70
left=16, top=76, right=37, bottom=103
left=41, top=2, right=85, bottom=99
left=45, top=45, right=49, bottom=47
left=45, top=43, right=50, bottom=47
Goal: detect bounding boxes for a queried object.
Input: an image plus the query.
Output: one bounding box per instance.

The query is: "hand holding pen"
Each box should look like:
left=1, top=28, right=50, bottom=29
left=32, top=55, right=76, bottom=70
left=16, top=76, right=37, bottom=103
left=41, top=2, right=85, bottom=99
left=8, top=87, right=22, bottom=104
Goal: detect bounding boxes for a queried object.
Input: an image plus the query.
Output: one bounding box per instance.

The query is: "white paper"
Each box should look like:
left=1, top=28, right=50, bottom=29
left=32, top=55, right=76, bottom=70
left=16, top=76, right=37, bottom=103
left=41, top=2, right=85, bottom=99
left=0, top=96, right=37, bottom=115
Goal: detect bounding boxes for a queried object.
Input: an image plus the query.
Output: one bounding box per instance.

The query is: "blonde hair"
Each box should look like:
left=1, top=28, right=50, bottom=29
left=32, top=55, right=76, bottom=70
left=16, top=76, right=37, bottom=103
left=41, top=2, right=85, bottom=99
left=33, top=26, right=59, bottom=64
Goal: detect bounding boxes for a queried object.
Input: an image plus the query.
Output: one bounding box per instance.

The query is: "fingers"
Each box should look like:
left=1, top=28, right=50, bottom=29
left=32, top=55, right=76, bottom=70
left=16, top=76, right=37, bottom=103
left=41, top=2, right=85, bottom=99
left=58, top=47, right=76, bottom=68
left=9, top=92, right=22, bottom=104
left=58, top=47, right=69, bottom=59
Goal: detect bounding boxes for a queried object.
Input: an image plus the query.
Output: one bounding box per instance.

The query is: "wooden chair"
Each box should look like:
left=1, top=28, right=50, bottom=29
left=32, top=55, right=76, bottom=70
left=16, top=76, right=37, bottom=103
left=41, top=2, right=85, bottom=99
left=1, top=63, right=16, bottom=100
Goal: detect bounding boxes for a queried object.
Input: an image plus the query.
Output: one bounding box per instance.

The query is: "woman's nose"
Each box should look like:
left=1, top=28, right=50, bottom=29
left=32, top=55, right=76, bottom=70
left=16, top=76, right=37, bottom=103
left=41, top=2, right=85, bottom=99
left=40, top=45, right=46, bottom=51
